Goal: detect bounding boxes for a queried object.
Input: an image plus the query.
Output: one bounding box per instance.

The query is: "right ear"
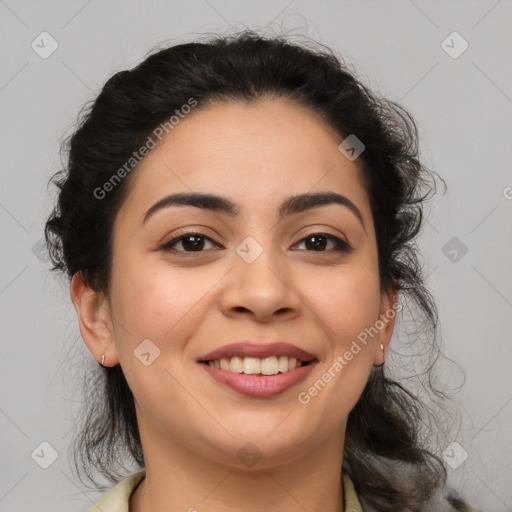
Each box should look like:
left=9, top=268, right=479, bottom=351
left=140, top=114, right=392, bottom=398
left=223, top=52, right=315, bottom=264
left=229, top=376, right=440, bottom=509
left=70, top=272, right=119, bottom=367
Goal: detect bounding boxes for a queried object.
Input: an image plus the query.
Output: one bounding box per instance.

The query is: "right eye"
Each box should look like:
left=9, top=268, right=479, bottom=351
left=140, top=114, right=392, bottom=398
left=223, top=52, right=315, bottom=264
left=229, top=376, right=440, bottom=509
left=160, top=232, right=222, bottom=253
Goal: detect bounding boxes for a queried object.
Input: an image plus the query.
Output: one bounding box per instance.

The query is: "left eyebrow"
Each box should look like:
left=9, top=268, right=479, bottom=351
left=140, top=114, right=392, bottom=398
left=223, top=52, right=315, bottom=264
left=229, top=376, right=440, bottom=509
left=140, top=191, right=366, bottom=232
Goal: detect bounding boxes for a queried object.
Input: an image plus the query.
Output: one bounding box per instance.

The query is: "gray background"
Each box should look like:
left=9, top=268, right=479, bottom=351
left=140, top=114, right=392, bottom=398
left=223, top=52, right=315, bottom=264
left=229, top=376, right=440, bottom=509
left=1, top=1, right=511, bottom=510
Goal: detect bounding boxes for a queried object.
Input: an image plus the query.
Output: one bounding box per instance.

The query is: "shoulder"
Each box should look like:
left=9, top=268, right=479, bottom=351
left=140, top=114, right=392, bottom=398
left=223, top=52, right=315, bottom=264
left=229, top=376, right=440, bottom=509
left=87, top=470, right=146, bottom=512
left=344, top=459, right=482, bottom=512
left=431, top=484, right=483, bottom=512
left=343, top=473, right=364, bottom=511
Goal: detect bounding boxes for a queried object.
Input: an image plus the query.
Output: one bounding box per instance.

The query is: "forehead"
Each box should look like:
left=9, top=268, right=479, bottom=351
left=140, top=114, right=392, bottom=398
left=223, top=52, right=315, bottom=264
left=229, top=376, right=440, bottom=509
left=116, top=98, right=371, bottom=227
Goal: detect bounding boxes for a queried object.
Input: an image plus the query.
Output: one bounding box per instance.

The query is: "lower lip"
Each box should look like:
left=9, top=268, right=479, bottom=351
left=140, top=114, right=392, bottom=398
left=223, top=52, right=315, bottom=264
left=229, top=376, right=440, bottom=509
left=200, top=362, right=316, bottom=397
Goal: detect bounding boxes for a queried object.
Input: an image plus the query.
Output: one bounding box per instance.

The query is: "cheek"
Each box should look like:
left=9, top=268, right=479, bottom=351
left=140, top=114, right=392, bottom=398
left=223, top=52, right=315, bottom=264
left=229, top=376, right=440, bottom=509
left=110, top=256, right=217, bottom=354
left=301, top=264, right=381, bottom=350
left=295, top=269, right=379, bottom=425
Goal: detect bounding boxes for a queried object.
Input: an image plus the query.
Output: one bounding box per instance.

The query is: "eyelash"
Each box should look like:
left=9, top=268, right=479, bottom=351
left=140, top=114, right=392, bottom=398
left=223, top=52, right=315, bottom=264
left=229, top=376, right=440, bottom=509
left=160, top=231, right=352, bottom=254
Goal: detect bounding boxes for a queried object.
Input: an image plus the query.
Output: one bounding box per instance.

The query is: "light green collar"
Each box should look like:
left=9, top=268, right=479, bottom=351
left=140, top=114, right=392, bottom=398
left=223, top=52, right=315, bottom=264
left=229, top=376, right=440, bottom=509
left=89, top=469, right=363, bottom=511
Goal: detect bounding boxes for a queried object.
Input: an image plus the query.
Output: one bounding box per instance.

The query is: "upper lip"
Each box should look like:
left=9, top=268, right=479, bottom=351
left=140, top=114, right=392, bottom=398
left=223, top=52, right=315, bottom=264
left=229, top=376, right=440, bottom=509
left=198, top=342, right=317, bottom=362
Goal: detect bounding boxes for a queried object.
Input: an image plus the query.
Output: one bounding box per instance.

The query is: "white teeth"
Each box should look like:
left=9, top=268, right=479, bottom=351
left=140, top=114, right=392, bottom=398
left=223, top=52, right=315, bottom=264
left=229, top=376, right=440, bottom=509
left=243, top=357, right=261, bottom=374
left=261, top=356, right=279, bottom=375
left=208, top=356, right=304, bottom=375
left=229, top=356, right=243, bottom=373
left=278, top=355, right=288, bottom=372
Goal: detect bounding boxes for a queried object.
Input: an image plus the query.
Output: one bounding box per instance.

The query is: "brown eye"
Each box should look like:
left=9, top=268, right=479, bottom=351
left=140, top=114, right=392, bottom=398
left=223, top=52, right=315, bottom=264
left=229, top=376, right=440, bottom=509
left=160, top=231, right=351, bottom=255
left=161, top=233, right=219, bottom=253
left=293, top=233, right=351, bottom=253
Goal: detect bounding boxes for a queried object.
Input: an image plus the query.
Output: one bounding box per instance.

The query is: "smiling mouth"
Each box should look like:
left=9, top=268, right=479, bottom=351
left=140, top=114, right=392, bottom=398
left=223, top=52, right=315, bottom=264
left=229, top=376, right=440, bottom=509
left=202, top=355, right=311, bottom=376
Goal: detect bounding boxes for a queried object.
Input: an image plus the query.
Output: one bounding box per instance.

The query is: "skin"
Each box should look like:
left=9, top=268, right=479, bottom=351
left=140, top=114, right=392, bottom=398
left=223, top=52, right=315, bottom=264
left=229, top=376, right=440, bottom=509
left=71, top=97, right=397, bottom=512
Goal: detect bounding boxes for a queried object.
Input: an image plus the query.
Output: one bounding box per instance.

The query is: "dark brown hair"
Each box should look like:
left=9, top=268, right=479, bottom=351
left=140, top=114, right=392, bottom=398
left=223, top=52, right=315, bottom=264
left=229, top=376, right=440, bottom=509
left=45, top=29, right=469, bottom=510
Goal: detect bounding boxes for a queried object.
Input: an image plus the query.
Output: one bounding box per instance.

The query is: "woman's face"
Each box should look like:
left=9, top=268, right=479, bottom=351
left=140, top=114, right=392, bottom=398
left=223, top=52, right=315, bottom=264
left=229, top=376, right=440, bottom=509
left=76, top=98, right=396, bottom=468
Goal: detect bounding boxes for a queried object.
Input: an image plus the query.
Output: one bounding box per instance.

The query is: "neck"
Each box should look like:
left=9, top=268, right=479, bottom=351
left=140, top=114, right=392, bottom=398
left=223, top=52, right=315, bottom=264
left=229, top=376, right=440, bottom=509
left=130, top=423, right=346, bottom=512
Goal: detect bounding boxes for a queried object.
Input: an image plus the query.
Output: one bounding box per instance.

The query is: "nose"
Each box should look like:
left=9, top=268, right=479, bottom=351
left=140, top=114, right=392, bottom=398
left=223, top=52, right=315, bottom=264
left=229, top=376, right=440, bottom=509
left=218, top=244, right=302, bottom=324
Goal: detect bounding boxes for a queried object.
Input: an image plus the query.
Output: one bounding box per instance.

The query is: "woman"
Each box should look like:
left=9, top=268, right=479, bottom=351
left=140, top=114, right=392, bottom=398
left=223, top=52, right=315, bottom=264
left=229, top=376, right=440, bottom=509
left=45, top=30, right=481, bottom=511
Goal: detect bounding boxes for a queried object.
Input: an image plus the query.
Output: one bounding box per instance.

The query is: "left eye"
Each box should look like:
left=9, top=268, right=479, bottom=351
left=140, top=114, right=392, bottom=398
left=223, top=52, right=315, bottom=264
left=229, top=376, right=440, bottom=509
left=161, top=232, right=351, bottom=253
left=292, top=233, right=351, bottom=253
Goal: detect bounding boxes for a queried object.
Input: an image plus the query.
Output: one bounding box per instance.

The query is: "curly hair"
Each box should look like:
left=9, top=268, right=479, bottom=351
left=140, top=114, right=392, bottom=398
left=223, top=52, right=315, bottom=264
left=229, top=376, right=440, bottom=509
left=45, top=29, right=470, bottom=511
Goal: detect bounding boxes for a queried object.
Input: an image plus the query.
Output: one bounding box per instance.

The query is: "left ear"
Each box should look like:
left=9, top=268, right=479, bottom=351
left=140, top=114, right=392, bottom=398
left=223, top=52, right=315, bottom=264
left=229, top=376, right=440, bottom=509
left=373, top=283, right=398, bottom=366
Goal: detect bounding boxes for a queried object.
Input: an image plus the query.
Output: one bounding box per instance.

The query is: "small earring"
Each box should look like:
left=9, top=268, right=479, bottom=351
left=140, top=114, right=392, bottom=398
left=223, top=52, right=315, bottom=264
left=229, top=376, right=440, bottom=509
left=100, top=354, right=105, bottom=367
left=380, top=343, right=385, bottom=359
